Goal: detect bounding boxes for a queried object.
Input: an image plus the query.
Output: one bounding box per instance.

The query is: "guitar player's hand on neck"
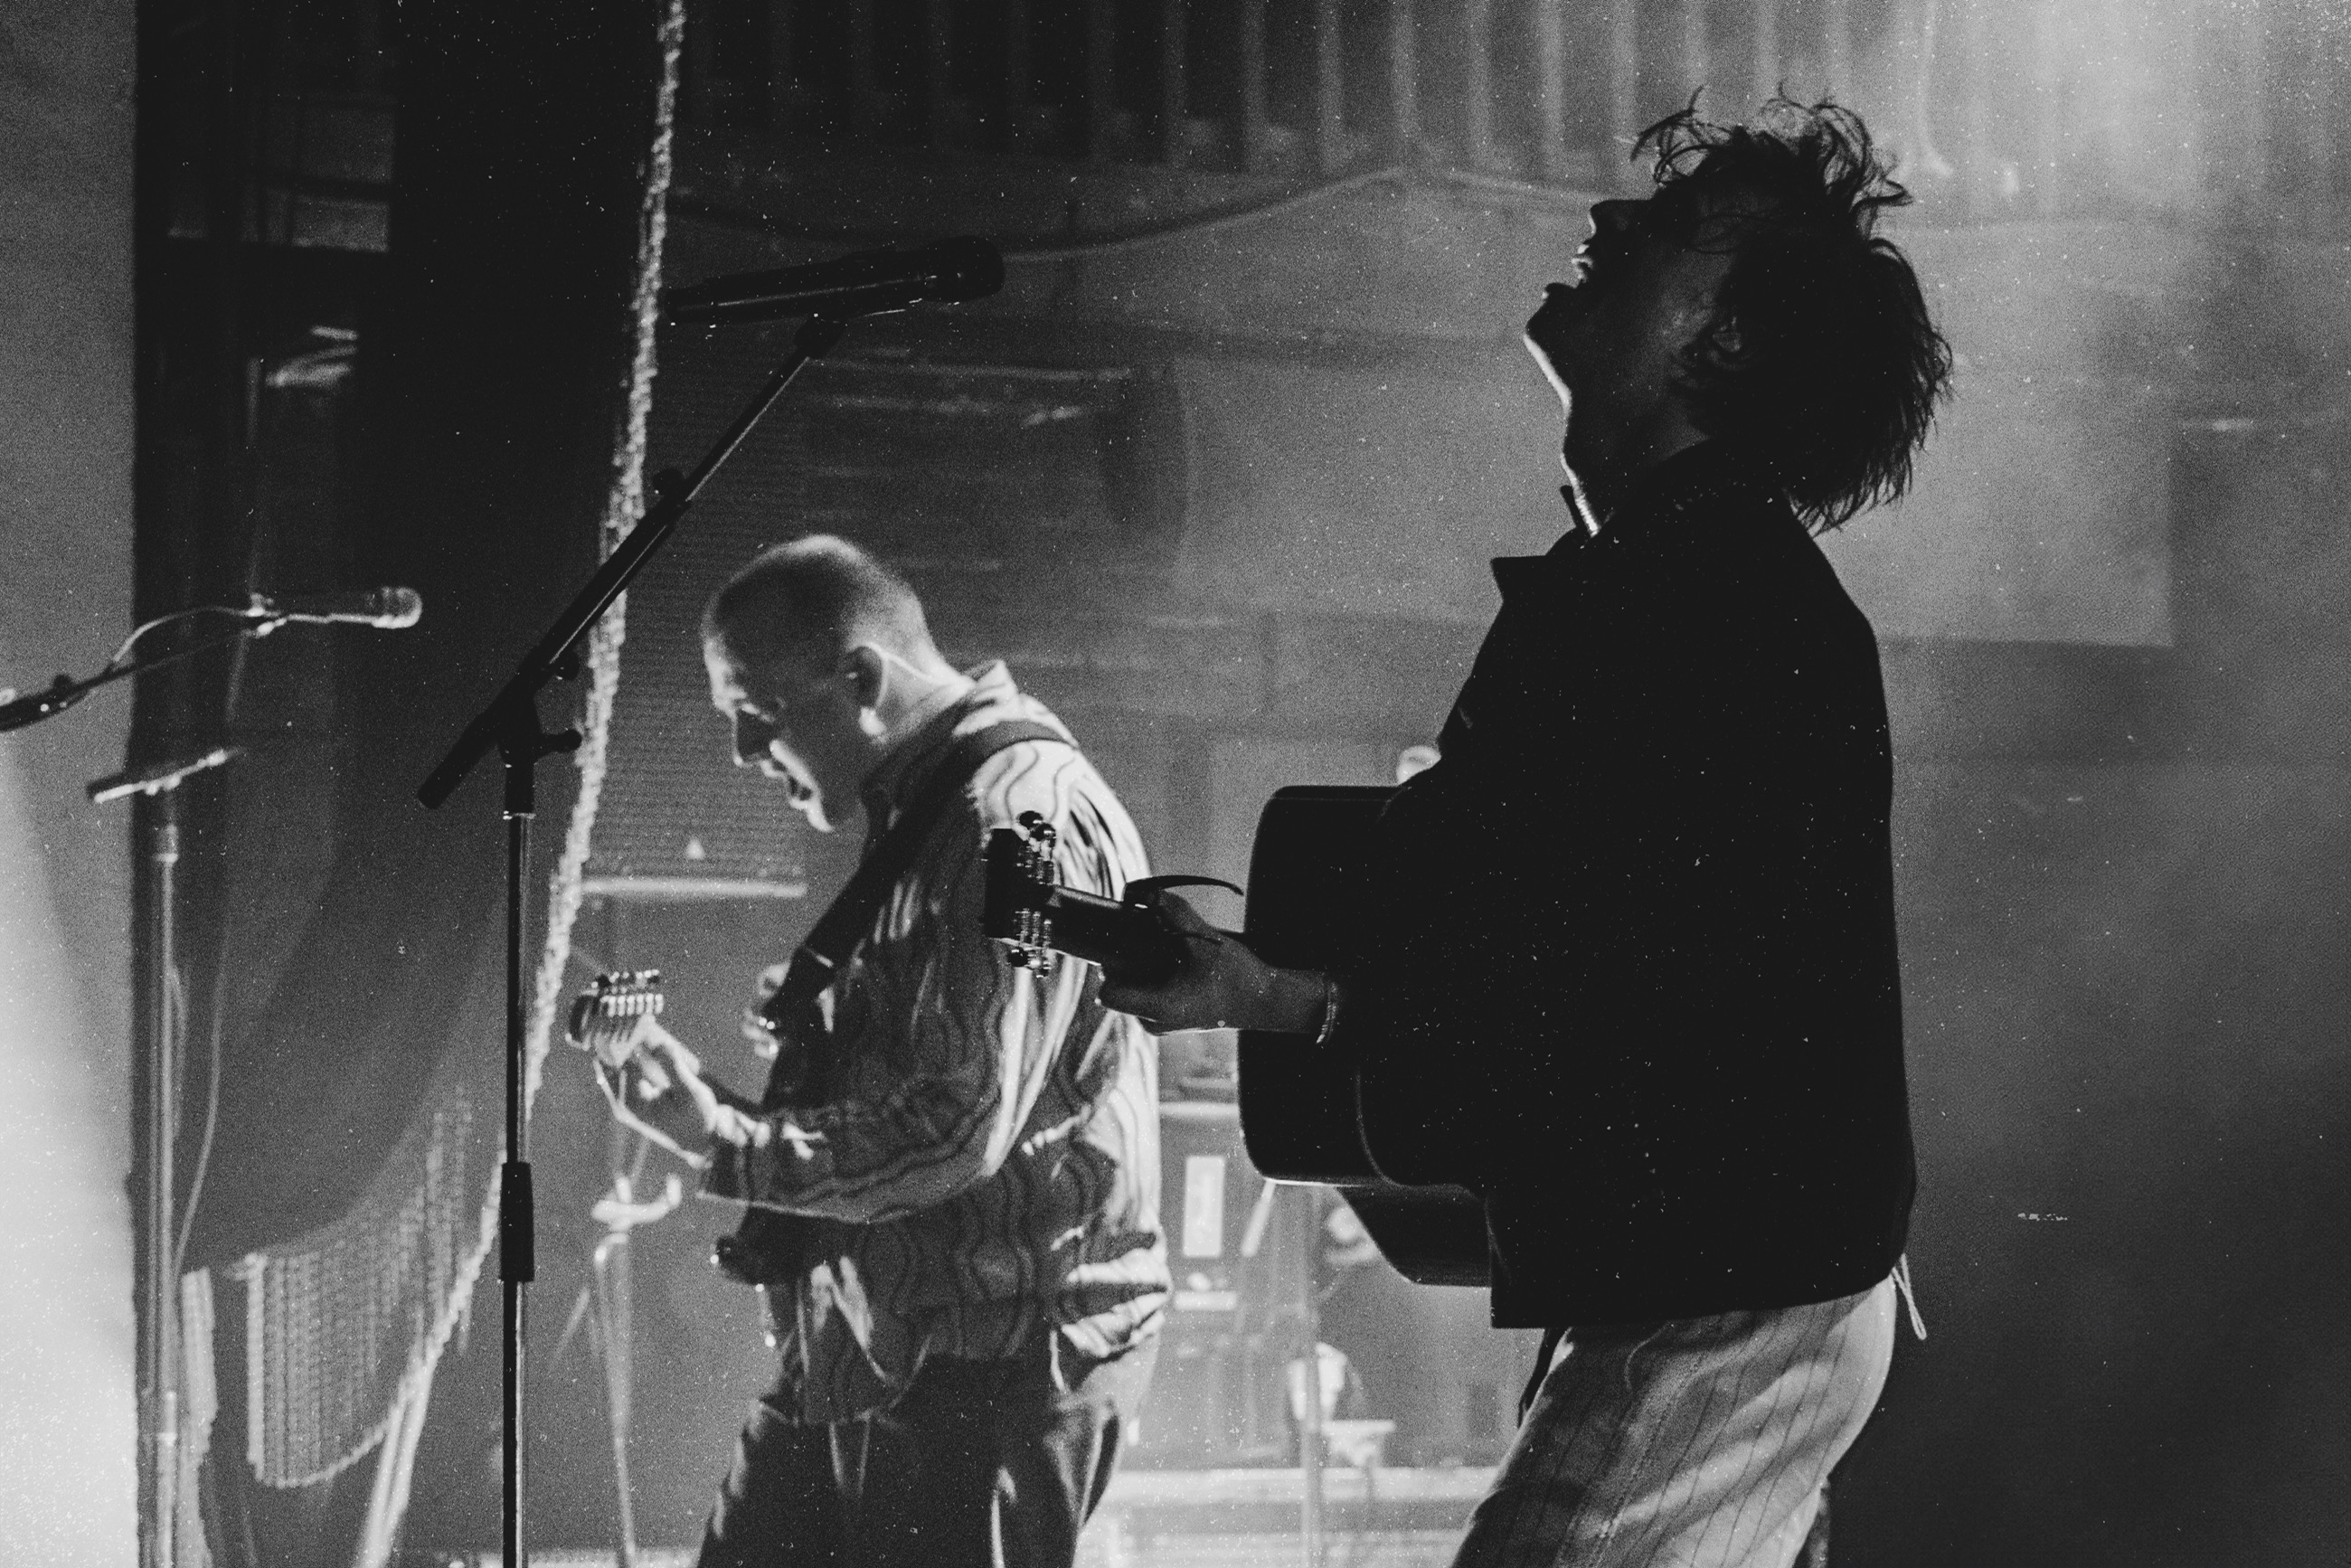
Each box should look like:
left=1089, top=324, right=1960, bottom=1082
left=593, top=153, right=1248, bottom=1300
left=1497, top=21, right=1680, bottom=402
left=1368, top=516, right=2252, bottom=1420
left=597, top=1018, right=765, bottom=1163
left=1095, top=891, right=1331, bottom=1038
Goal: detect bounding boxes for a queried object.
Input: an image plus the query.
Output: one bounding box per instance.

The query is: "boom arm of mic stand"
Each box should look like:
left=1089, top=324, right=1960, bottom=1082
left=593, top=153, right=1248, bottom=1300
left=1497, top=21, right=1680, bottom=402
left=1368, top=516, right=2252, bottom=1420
left=415, top=315, right=848, bottom=809
left=0, top=623, right=292, bottom=735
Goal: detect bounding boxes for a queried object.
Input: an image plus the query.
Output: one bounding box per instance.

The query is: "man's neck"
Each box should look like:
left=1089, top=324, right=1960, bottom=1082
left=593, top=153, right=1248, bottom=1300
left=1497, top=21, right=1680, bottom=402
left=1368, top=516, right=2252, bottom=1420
left=1564, top=409, right=1712, bottom=528
left=864, top=666, right=977, bottom=782
left=885, top=667, right=975, bottom=743
left=855, top=666, right=982, bottom=824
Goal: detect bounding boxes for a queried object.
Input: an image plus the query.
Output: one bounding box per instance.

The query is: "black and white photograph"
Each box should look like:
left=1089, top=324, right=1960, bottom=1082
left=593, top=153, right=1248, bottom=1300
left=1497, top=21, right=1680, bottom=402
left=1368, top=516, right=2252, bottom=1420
left=2, top=2, right=2346, bottom=1564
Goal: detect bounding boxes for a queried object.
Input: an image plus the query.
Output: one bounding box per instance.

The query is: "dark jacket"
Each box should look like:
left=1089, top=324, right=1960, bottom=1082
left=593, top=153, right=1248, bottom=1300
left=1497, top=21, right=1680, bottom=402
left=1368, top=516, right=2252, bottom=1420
left=1346, top=441, right=1916, bottom=1327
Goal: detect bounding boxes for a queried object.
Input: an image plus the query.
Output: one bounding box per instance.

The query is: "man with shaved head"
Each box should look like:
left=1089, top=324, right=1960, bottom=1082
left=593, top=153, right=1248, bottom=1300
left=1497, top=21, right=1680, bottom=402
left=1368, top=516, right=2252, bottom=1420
left=699, top=537, right=944, bottom=836
left=602, top=534, right=1167, bottom=1567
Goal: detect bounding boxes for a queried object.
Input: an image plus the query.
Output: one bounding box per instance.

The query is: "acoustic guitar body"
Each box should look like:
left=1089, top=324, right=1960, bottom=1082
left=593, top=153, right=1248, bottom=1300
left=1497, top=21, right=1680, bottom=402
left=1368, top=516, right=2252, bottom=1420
left=1239, top=785, right=1488, bottom=1288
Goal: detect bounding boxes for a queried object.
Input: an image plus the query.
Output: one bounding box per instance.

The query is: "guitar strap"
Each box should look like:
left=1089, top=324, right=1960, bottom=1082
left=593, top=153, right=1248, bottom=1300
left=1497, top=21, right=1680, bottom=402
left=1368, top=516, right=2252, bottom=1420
left=717, top=717, right=1068, bottom=1287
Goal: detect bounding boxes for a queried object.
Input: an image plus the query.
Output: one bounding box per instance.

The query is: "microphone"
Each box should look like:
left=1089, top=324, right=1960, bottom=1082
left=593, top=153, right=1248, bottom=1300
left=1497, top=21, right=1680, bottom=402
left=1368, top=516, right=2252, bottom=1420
left=661, top=235, right=1005, bottom=324
left=246, top=587, right=423, bottom=628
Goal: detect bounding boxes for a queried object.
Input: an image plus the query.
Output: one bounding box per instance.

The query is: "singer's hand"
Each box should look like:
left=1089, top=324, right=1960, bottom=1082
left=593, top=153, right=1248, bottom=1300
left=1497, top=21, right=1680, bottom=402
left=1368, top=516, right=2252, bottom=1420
left=1096, top=892, right=1330, bottom=1036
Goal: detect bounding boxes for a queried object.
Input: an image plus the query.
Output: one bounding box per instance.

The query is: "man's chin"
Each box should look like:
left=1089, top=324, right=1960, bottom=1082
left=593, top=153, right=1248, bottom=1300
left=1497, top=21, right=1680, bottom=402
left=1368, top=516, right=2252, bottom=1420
left=792, top=798, right=836, bottom=835
left=1524, top=334, right=1574, bottom=412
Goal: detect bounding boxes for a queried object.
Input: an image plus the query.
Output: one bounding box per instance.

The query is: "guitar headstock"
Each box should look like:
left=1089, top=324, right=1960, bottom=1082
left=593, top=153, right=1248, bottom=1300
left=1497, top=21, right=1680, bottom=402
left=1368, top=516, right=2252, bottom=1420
left=983, top=812, right=1060, bottom=970
left=982, top=813, right=1231, bottom=982
left=567, top=968, right=666, bottom=1070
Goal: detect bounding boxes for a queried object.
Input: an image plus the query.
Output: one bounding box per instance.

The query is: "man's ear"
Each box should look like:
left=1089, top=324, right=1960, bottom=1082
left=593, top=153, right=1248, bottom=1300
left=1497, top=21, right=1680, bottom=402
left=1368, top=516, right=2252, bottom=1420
left=1695, top=311, right=1748, bottom=373
left=841, top=643, right=890, bottom=714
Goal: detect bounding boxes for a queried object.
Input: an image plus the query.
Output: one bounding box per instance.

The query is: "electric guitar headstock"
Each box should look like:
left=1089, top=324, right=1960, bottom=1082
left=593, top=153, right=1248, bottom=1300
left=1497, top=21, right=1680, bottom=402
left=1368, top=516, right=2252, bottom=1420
left=567, top=968, right=667, bottom=1075
left=981, top=811, right=1242, bottom=983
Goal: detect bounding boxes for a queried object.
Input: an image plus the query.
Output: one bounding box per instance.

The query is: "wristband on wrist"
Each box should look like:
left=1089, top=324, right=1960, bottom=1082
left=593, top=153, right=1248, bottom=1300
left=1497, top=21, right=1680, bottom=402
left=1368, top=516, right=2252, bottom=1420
left=1312, top=973, right=1344, bottom=1047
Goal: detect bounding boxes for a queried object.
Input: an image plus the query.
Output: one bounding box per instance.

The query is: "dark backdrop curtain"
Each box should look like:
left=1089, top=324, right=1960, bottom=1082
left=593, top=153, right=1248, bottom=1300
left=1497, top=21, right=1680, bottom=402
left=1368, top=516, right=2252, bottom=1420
left=182, top=3, right=677, bottom=1561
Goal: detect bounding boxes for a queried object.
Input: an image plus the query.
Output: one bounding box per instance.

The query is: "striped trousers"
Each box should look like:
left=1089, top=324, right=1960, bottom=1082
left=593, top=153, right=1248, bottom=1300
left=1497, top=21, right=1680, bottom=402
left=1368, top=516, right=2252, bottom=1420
left=1451, top=1278, right=1898, bottom=1568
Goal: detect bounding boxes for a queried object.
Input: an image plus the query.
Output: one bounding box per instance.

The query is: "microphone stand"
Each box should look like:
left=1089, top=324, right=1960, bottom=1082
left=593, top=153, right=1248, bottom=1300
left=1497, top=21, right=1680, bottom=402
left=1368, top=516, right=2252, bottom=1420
left=92, top=747, right=243, bottom=1568
left=413, top=312, right=848, bottom=1568
left=5, top=612, right=327, bottom=1568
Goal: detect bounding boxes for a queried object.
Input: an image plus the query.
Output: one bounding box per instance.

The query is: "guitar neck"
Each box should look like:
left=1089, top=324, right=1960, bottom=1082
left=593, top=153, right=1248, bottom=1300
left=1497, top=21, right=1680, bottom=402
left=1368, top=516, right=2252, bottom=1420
left=570, top=970, right=763, bottom=1111
left=1037, top=886, right=1187, bottom=979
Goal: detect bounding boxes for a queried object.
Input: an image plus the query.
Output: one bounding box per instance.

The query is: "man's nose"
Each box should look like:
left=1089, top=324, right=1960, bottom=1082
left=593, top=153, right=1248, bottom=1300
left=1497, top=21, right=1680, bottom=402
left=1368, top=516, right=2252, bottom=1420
left=1588, top=198, right=1638, bottom=236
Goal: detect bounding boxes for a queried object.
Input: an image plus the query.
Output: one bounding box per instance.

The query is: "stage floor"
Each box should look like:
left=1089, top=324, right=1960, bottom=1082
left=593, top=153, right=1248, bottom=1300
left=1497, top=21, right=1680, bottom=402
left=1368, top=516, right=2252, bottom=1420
left=451, top=1462, right=1495, bottom=1568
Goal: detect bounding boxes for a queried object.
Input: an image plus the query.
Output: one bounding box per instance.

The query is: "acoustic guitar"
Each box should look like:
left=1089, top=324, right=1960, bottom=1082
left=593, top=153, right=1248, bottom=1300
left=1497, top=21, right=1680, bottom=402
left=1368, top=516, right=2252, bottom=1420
left=983, top=784, right=1488, bottom=1287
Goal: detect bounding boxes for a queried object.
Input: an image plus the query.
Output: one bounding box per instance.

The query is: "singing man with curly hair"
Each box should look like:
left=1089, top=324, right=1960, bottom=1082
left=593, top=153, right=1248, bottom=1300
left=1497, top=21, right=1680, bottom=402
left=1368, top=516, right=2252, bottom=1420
left=1101, top=99, right=1954, bottom=1567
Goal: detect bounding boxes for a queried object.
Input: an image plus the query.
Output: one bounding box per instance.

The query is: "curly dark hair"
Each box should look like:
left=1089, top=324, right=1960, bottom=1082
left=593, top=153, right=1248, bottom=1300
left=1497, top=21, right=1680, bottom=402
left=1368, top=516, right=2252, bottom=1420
left=1635, top=99, right=1953, bottom=531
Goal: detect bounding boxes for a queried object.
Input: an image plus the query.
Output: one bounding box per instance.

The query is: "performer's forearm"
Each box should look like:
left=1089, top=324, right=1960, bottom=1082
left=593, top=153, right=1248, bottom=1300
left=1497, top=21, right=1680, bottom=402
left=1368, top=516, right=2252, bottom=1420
left=705, top=1074, right=1003, bottom=1223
